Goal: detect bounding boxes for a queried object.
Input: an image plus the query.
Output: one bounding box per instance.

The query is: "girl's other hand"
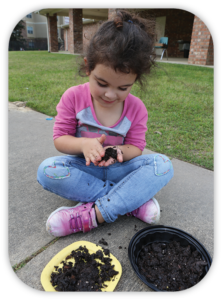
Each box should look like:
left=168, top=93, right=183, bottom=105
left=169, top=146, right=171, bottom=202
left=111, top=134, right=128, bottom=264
left=82, top=134, right=106, bottom=166
left=97, top=146, right=123, bottom=167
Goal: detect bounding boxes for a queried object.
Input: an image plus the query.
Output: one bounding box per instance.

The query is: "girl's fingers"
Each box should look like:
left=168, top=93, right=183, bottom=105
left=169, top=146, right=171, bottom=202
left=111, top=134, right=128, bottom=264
left=96, top=145, right=105, bottom=158
left=94, top=151, right=102, bottom=162
left=86, top=144, right=123, bottom=167
left=97, top=134, right=106, bottom=145
left=104, top=157, right=116, bottom=167
left=85, top=157, right=91, bottom=166
left=90, top=153, right=97, bottom=164
left=117, top=153, right=123, bottom=163
left=94, top=155, right=100, bottom=162
left=116, top=147, right=123, bottom=162
left=91, top=152, right=102, bottom=165
left=97, top=159, right=105, bottom=167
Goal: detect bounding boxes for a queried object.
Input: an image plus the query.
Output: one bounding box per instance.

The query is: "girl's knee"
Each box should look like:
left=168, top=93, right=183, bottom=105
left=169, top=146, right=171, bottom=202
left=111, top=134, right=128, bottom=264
left=153, top=153, right=173, bottom=178
left=37, top=157, right=58, bottom=185
left=37, top=158, right=49, bottom=185
left=38, top=157, right=52, bottom=173
left=37, top=156, right=73, bottom=184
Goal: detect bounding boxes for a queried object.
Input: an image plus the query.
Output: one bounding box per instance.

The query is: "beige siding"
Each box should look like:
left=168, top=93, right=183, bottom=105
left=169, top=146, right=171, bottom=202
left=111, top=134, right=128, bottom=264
left=32, top=13, right=46, bottom=22
left=23, top=12, right=46, bottom=22
left=34, top=23, right=47, bottom=38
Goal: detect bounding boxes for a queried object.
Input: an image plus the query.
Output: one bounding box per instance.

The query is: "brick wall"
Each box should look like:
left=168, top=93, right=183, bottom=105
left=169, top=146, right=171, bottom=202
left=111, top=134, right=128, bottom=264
left=108, top=9, right=117, bottom=20
left=47, top=13, right=58, bottom=52
left=63, top=21, right=101, bottom=54
left=68, top=9, right=83, bottom=54
left=188, top=16, right=213, bottom=65
left=82, top=8, right=116, bottom=52
left=83, top=22, right=101, bottom=53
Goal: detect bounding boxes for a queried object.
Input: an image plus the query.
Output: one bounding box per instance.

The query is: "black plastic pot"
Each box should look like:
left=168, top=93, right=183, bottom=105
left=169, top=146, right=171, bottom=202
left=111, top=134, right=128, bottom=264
left=128, top=225, right=212, bottom=292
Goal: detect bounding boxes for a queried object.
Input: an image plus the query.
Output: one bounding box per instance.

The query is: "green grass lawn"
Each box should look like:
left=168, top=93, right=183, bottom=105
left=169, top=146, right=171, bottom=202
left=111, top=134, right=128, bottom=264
left=8, top=51, right=214, bottom=170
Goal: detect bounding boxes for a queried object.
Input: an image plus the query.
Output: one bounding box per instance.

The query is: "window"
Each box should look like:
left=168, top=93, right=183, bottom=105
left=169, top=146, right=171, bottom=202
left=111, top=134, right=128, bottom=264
left=26, top=13, right=32, bottom=18
left=29, top=41, right=34, bottom=48
left=27, top=26, right=33, bottom=34
left=64, top=17, right=69, bottom=24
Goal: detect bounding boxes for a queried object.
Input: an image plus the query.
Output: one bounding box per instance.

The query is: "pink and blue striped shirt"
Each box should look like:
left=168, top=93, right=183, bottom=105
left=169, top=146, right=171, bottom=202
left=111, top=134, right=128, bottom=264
left=53, top=82, right=148, bottom=151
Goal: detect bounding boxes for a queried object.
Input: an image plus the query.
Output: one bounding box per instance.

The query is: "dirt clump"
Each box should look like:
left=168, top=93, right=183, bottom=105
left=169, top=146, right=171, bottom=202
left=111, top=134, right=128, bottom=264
left=50, top=245, right=119, bottom=291
left=99, top=238, right=108, bottom=246
left=100, top=148, right=117, bottom=162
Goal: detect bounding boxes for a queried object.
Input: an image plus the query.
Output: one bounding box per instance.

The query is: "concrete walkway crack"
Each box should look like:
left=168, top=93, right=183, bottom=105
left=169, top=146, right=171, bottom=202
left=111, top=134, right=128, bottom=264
left=12, top=237, right=60, bottom=272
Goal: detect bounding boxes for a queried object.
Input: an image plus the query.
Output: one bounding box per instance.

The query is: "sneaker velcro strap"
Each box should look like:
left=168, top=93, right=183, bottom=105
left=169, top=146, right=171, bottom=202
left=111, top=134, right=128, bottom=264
left=76, top=213, right=83, bottom=231
left=127, top=208, right=138, bottom=217
left=70, top=214, right=82, bottom=232
left=81, top=210, right=92, bottom=232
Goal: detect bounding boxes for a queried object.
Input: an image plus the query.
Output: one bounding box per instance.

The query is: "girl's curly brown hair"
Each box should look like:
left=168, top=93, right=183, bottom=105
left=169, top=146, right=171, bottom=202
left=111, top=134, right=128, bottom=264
left=79, top=10, right=157, bottom=88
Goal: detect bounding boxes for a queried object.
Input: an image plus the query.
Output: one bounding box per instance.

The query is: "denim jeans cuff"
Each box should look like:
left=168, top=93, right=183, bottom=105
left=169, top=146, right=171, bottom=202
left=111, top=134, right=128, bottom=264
left=95, top=198, right=112, bottom=223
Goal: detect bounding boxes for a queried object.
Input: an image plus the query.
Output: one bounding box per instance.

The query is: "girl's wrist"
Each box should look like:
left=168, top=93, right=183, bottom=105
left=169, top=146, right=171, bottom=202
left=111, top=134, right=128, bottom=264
left=118, top=144, right=142, bottom=161
left=80, top=137, right=88, bottom=152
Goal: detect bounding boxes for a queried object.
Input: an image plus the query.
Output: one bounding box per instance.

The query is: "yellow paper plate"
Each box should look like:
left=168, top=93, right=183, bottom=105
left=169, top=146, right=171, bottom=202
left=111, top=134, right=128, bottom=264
left=41, top=240, right=122, bottom=292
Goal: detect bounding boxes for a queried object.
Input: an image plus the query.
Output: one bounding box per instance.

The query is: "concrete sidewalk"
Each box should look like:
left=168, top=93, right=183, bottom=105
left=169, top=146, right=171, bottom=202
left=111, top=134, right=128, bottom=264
left=8, top=102, right=214, bottom=291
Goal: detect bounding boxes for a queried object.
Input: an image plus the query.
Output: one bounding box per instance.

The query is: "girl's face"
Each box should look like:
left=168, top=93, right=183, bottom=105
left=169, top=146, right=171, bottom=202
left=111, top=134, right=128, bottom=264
left=86, top=62, right=137, bottom=110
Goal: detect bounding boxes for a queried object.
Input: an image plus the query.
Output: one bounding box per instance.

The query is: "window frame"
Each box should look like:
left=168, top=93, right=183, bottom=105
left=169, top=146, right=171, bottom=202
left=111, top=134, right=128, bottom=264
left=28, top=40, right=35, bottom=48
left=27, top=26, right=33, bottom=34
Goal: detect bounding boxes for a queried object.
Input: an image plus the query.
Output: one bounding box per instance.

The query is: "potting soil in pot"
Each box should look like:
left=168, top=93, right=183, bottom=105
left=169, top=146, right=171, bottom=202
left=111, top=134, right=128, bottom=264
left=138, top=240, right=208, bottom=291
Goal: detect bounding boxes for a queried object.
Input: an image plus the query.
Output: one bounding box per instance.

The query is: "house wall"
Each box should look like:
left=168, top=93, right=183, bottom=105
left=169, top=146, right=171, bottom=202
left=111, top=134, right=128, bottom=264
left=83, top=22, right=101, bottom=53
left=188, top=16, right=213, bottom=65
left=23, top=13, right=47, bottom=38
left=68, top=9, right=83, bottom=54
left=20, top=12, right=47, bottom=50
left=63, top=21, right=101, bottom=53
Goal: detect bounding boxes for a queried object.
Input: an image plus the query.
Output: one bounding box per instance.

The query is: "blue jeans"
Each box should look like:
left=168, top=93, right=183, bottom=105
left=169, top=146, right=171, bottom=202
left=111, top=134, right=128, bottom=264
left=37, top=153, right=174, bottom=223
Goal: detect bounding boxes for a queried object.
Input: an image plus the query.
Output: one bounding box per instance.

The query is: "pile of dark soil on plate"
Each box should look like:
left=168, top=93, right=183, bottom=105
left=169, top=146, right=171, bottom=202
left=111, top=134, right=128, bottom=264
left=138, top=241, right=208, bottom=291
left=50, top=245, right=119, bottom=291
left=100, top=147, right=117, bottom=162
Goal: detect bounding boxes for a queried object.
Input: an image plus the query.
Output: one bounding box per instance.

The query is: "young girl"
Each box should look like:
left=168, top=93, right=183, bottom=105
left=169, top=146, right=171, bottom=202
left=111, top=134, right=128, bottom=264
left=37, top=10, right=174, bottom=237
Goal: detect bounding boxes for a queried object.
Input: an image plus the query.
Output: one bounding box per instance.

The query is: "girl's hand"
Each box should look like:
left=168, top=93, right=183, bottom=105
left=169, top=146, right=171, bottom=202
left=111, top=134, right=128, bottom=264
left=97, top=146, right=123, bottom=167
left=81, top=134, right=106, bottom=166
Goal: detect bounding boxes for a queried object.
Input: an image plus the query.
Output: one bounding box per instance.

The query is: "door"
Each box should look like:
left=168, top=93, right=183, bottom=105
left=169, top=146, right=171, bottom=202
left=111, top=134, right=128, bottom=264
left=155, top=16, right=166, bottom=56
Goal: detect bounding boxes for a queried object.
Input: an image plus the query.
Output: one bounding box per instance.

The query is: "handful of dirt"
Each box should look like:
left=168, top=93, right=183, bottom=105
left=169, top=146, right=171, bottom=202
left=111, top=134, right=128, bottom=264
left=138, top=241, right=208, bottom=291
left=50, top=245, right=119, bottom=291
left=100, top=147, right=117, bottom=162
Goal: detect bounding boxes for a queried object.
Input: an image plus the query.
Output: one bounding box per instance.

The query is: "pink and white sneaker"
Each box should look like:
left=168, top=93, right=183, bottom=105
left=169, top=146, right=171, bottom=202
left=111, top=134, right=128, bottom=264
left=46, top=202, right=98, bottom=237
left=127, top=198, right=160, bottom=224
